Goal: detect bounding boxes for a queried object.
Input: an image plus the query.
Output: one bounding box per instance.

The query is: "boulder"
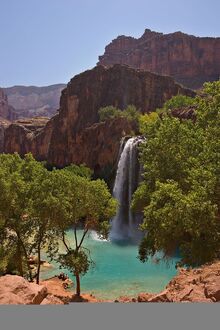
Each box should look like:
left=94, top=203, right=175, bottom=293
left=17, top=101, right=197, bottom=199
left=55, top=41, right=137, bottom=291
left=137, top=293, right=153, bottom=302
left=40, top=294, right=64, bottom=305
left=205, top=277, right=220, bottom=301
left=184, top=287, right=212, bottom=303
left=0, top=275, right=47, bottom=305
left=147, top=290, right=170, bottom=303
left=0, top=293, right=24, bottom=305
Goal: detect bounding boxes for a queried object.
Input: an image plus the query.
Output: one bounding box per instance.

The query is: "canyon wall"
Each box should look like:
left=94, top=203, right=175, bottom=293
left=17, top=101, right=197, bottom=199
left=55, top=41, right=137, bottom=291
left=3, top=65, right=194, bottom=172
left=98, top=29, right=220, bottom=89
left=0, top=88, right=14, bottom=151
left=0, top=119, right=9, bottom=152
left=0, top=88, right=15, bottom=120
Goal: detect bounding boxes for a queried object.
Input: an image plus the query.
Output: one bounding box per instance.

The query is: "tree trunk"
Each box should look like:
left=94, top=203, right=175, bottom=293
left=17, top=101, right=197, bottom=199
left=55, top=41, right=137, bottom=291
left=62, top=231, right=70, bottom=252
left=75, top=272, right=81, bottom=297
left=18, top=236, right=33, bottom=282
left=24, top=254, right=33, bottom=283
left=36, top=245, right=41, bottom=285
left=17, top=242, right=23, bottom=277
left=17, top=233, right=33, bottom=282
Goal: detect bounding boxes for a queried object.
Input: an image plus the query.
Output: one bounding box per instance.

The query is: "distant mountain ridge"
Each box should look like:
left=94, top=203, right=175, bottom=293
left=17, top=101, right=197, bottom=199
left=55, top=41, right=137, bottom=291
left=98, top=29, right=220, bottom=89
left=3, top=84, right=66, bottom=118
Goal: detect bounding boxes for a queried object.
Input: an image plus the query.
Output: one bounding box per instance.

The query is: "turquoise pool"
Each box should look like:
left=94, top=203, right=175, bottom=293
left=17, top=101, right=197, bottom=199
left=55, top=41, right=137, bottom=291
left=41, top=230, right=178, bottom=300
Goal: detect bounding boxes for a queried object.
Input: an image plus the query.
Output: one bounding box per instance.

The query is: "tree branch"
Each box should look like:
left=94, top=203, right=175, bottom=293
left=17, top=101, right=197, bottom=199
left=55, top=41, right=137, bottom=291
left=62, top=231, right=70, bottom=252
left=74, top=225, right=78, bottom=249
left=78, top=229, right=89, bottom=250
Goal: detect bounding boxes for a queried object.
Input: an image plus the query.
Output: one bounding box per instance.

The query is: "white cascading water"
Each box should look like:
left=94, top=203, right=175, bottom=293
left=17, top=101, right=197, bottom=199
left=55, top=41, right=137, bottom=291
left=110, top=137, right=143, bottom=241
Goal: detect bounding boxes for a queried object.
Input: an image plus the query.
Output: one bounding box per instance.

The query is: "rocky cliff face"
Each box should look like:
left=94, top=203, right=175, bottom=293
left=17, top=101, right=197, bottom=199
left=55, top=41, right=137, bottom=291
left=4, top=117, right=51, bottom=159
left=3, top=84, right=66, bottom=118
left=3, top=65, right=194, bottom=171
left=0, top=118, right=10, bottom=152
left=0, top=89, right=14, bottom=151
left=0, top=88, right=15, bottom=120
left=98, top=29, right=220, bottom=89
left=0, top=88, right=9, bottom=118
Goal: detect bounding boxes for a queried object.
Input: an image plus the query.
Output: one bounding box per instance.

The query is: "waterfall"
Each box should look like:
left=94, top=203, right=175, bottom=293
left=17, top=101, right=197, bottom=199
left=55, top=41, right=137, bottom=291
left=110, top=136, right=143, bottom=241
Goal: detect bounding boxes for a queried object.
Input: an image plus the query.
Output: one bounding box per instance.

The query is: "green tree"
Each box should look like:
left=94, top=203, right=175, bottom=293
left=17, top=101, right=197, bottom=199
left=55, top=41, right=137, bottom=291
left=133, top=81, right=220, bottom=267
left=98, top=106, right=122, bottom=121
left=29, top=169, right=64, bottom=284
left=64, top=164, right=93, bottom=178
left=123, top=105, right=140, bottom=121
left=51, top=171, right=117, bottom=296
left=0, top=153, right=46, bottom=280
left=98, top=104, right=140, bottom=123
left=163, top=95, right=196, bottom=111
left=0, top=153, right=117, bottom=292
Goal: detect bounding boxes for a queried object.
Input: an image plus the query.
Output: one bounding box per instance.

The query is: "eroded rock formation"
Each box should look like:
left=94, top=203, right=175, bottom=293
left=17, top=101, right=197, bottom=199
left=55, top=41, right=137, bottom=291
left=0, top=118, right=10, bottom=152
left=3, top=117, right=50, bottom=159
left=0, top=88, right=16, bottom=120
left=98, top=29, right=220, bottom=89
left=0, top=275, right=48, bottom=305
left=3, top=65, right=194, bottom=172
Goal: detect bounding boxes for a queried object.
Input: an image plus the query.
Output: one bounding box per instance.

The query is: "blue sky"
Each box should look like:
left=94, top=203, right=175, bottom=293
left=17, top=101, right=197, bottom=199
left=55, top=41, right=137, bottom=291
left=0, top=0, right=220, bottom=87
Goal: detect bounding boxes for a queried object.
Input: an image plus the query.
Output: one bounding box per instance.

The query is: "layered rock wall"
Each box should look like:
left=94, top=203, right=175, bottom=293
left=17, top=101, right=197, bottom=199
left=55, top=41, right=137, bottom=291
left=98, top=29, right=220, bottom=89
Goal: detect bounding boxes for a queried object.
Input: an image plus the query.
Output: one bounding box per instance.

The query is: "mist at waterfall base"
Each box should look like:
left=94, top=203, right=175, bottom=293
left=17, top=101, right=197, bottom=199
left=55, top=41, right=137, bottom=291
left=41, top=138, right=179, bottom=299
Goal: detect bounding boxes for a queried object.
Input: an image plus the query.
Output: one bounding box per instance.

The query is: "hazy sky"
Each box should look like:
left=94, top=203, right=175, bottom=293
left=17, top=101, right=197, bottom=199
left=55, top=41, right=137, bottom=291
left=1, top=0, right=220, bottom=87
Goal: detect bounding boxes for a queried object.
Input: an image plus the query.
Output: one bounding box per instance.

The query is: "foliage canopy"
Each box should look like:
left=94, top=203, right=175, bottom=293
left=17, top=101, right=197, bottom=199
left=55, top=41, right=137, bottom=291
left=0, top=153, right=117, bottom=295
left=98, top=104, right=140, bottom=123
left=132, top=82, right=220, bottom=266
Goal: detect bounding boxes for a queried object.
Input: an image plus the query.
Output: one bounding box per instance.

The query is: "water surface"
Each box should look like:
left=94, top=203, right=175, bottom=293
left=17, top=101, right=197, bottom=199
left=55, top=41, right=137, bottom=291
left=41, top=230, right=178, bottom=300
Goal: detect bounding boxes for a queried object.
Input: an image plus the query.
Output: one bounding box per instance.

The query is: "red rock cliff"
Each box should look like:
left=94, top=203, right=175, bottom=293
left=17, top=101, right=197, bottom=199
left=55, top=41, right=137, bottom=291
left=3, top=65, right=194, bottom=171
left=98, top=29, right=220, bottom=89
left=0, top=88, right=16, bottom=120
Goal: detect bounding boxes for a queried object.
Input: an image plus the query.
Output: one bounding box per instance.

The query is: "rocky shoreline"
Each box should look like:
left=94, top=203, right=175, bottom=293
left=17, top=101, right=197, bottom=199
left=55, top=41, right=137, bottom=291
left=1, top=261, right=220, bottom=304
left=117, top=261, right=220, bottom=303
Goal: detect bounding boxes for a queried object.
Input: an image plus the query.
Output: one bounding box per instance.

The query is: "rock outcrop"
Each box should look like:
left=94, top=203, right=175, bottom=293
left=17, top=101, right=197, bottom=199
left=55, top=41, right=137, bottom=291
left=0, top=275, right=48, bottom=305
left=0, top=118, right=10, bottom=152
left=171, top=105, right=196, bottom=121
left=136, top=261, right=220, bottom=303
left=98, top=29, right=220, bottom=89
left=0, top=88, right=16, bottom=120
left=3, top=84, right=66, bottom=119
left=3, top=117, right=51, bottom=160
left=2, top=65, right=194, bottom=172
